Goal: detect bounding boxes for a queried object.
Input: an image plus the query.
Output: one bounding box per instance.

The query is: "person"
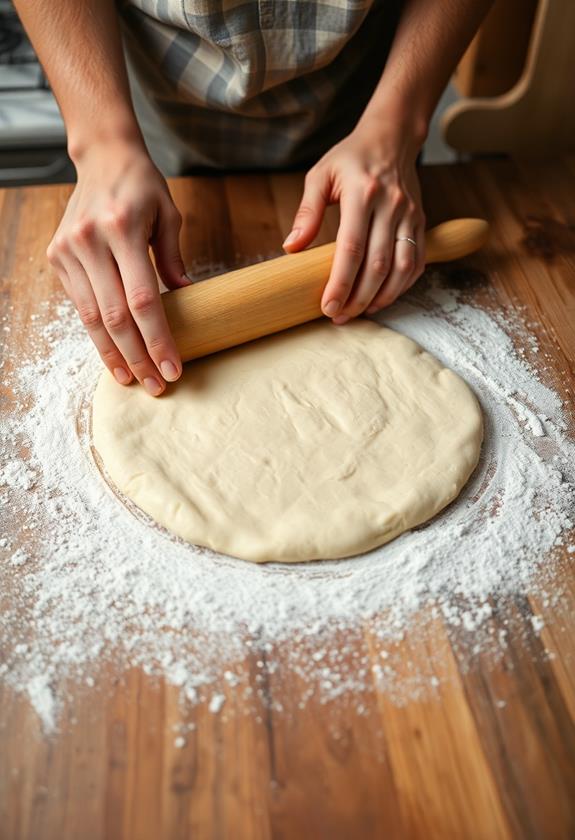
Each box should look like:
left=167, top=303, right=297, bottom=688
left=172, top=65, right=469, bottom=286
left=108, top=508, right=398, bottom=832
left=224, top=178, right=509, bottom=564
left=15, top=0, right=491, bottom=396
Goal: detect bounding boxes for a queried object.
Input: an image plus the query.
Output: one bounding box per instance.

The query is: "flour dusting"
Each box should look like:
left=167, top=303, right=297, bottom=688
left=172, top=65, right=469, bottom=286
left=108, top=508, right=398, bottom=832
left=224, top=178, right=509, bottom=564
left=1, top=272, right=574, bottom=734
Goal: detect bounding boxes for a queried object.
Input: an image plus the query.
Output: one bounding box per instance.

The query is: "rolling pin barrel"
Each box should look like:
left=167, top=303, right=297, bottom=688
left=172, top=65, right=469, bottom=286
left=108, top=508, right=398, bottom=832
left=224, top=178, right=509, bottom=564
left=163, top=218, right=489, bottom=363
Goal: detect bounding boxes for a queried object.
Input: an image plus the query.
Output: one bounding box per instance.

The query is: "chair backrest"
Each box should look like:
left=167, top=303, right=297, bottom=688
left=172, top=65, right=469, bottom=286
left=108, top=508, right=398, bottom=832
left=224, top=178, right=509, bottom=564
left=442, top=0, right=575, bottom=156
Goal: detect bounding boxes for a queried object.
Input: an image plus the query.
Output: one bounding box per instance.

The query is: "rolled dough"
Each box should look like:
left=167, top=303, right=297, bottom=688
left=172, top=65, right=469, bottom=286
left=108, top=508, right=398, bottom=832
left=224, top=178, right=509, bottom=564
left=92, top=320, right=483, bottom=563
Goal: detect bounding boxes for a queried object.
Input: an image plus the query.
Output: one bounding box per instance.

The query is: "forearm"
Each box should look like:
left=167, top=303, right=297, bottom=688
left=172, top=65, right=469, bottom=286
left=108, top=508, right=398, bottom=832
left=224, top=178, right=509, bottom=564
left=360, top=0, right=493, bottom=144
left=14, top=0, right=143, bottom=162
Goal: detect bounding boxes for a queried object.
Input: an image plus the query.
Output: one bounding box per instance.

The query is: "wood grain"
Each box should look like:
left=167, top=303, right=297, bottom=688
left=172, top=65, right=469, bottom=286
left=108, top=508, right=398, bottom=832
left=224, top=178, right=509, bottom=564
left=1, top=159, right=575, bottom=839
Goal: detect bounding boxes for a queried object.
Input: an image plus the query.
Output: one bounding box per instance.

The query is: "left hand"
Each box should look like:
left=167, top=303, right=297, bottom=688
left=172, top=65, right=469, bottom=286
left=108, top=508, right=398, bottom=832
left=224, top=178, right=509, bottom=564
left=283, top=117, right=426, bottom=323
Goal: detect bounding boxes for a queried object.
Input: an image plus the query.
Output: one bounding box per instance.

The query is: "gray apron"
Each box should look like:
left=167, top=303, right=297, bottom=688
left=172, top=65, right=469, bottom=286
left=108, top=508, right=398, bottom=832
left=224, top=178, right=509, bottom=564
left=119, top=0, right=401, bottom=173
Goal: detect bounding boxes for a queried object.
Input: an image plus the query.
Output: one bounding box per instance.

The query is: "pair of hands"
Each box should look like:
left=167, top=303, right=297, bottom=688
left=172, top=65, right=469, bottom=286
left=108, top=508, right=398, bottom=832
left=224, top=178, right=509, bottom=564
left=47, top=122, right=426, bottom=396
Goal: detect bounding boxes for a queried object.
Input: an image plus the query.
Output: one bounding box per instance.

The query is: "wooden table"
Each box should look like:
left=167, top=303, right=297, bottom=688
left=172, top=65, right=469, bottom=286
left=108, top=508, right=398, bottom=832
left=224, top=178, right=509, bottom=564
left=1, top=159, right=574, bottom=839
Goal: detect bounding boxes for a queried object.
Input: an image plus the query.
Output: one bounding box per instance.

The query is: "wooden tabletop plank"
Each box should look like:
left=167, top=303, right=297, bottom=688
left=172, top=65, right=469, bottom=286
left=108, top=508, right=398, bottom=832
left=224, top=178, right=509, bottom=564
left=367, top=620, right=511, bottom=839
left=0, top=160, right=574, bottom=839
left=531, top=572, right=575, bottom=721
left=420, top=160, right=575, bottom=403
left=448, top=598, right=575, bottom=839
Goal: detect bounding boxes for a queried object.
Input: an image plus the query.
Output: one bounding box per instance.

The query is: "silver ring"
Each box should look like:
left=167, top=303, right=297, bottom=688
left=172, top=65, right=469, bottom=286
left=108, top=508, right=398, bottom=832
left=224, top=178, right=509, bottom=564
left=396, top=236, right=417, bottom=247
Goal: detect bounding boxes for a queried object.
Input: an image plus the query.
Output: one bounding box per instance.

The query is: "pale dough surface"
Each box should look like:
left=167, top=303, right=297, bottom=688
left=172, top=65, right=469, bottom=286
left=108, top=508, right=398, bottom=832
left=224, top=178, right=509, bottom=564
left=92, top=320, right=483, bottom=563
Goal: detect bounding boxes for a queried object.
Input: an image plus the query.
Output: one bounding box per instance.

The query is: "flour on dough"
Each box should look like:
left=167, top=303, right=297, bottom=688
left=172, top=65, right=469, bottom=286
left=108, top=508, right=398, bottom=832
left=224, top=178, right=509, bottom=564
left=92, top=320, right=483, bottom=562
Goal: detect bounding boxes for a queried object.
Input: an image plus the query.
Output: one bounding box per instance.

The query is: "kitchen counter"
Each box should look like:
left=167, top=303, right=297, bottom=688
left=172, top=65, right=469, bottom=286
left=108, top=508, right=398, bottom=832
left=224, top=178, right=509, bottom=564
left=0, top=159, right=574, bottom=839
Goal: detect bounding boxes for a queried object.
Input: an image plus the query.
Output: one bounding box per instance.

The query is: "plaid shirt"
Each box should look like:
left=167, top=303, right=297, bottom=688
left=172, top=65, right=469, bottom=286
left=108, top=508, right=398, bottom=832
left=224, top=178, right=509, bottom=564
left=119, top=0, right=400, bottom=169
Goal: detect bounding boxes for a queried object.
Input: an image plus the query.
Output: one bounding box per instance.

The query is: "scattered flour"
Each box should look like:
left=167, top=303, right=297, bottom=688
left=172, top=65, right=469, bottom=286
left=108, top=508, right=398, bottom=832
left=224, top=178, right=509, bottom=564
left=1, top=273, right=574, bottom=734
left=0, top=460, right=36, bottom=491
left=208, top=694, right=226, bottom=715
left=24, top=674, right=56, bottom=735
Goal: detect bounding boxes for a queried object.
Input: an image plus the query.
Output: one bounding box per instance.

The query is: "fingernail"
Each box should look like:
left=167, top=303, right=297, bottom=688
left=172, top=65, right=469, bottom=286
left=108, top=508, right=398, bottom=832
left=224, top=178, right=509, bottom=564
left=160, top=360, right=179, bottom=381
left=323, top=300, right=340, bottom=317
left=114, top=367, right=131, bottom=385
left=282, top=228, right=300, bottom=248
left=144, top=377, right=163, bottom=396
left=179, top=272, right=193, bottom=285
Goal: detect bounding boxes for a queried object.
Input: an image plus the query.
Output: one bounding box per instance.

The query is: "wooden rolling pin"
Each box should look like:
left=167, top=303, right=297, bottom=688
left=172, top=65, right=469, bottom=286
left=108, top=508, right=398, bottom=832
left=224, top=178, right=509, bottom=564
left=163, top=218, right=489, bottom=362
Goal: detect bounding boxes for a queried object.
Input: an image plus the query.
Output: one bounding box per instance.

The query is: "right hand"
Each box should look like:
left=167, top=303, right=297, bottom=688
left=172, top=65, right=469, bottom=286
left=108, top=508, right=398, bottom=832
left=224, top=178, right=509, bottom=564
left=47, top=141, right=189, bottom=395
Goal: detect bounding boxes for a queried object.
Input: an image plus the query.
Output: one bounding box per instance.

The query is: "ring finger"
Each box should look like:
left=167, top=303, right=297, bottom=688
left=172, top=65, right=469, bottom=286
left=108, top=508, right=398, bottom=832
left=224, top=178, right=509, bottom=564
left=366, top=224, right=419, bottom=313
left=406, top=220, right=426, bottom=290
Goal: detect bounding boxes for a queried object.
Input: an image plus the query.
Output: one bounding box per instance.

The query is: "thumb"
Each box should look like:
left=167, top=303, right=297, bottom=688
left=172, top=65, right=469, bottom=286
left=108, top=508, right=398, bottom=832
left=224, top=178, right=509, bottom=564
left=151, top=201, right=189, bottom=290
left=282, top=169, right=327, bottom=253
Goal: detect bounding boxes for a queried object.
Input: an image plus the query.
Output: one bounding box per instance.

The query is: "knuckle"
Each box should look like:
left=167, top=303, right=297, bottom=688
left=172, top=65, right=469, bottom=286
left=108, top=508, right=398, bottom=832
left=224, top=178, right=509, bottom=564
left=406, top=200, right=418, bottom=218
left=363, top=175, right=381, bottom=203
left=49, top=234, right=68, bottom=258
left=103, top=206, right=132, bottom=234
left=70, top=218, right=95, bottom=245
left=146, top=335, right=171, bottom=353
left=389, top=186, right=406, bottom=212
left=294, top=203, right=316, bottom=222
left=128, top=358, right=152, bottom=374
left=128, top=287, right=156, bottom=315
left=100, top=346, right=121, bottom=364
left=102, top=305, right=130, bottom=331
left=372, top=255, right=389, bottom=277
left=397, top=256, right=415, bottom=274
left=338, top=237, right=364, bottom=260
left=46, top=243, right=57, bottom=264
left=77, top=305, right=102, bottom=329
